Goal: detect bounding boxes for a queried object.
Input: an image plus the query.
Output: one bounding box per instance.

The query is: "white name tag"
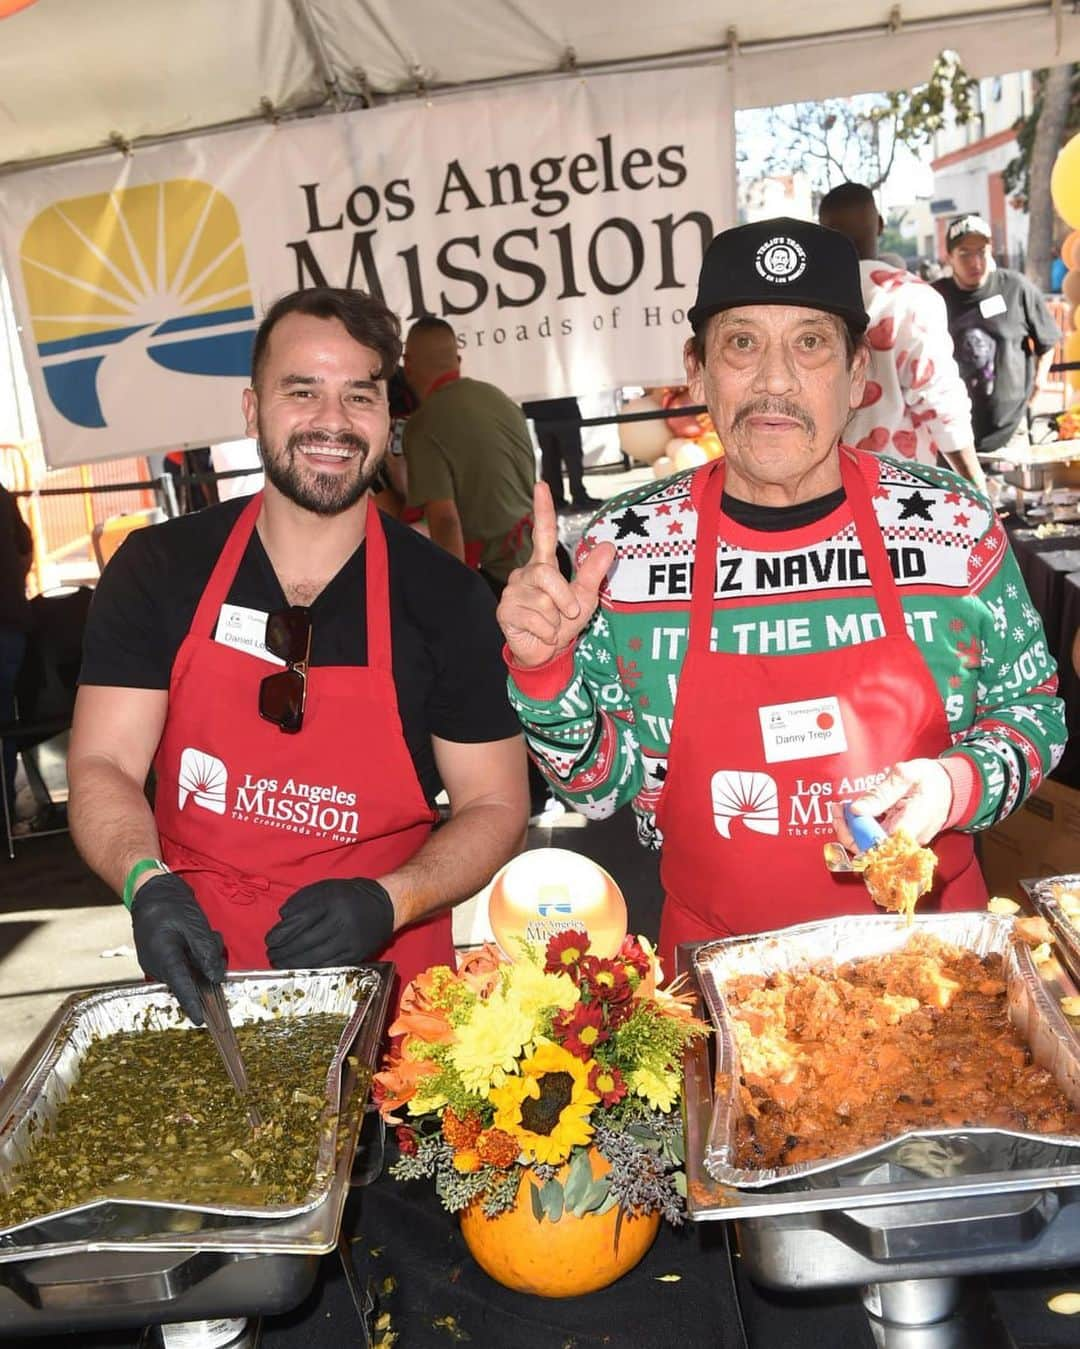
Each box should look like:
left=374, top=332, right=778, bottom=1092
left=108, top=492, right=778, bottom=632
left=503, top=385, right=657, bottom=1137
left=214, top=604, right=285, bottom=666
left=759, top=696, right=847, bottom=764
left=979, top=293, right=1007, bottom=319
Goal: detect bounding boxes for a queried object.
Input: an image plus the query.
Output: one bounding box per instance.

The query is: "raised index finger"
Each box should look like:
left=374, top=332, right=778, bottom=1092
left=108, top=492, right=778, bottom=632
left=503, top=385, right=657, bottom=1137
left=529, top=481, right=559, bottom=566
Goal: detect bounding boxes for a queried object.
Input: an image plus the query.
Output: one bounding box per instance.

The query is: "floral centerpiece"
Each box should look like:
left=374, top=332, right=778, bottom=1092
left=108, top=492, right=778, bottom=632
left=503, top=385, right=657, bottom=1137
left=374, top=929, right=708, bottom=1294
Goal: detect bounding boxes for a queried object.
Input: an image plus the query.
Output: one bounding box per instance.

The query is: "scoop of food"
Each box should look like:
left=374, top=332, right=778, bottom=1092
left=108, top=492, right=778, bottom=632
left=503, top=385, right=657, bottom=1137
left=851, top=829, right=937, bottom=919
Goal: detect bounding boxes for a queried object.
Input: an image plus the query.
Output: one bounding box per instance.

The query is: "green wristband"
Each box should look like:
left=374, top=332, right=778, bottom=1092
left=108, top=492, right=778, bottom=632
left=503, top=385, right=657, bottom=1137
left=122, top=858, right=169, bottom=911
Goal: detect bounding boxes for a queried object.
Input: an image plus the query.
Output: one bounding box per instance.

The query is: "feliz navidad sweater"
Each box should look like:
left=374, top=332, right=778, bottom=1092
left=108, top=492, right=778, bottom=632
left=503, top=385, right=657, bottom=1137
left=507, top=452, right=1067, bottom=850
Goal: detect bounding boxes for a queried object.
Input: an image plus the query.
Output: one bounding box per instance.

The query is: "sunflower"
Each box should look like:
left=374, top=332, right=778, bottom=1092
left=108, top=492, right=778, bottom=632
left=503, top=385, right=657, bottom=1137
left=489, top=1040, right=600, bottom=1165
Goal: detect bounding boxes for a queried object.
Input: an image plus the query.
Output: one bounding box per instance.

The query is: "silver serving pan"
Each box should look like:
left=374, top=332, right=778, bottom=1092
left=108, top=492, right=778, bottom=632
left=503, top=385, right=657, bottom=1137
left=692, top=912, right=1080, bottom=1189
left=1026, top=875, right=1080, bottom=987
left=0, top=967, right=388, bottom=1257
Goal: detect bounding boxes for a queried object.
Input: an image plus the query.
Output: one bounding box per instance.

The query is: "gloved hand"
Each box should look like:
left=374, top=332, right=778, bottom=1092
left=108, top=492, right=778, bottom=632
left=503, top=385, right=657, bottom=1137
left=131, top=873, right=226, bottom=1026
left=839, top=758, right=955, bottom=849
left=265, top=878, right=396, bottom=969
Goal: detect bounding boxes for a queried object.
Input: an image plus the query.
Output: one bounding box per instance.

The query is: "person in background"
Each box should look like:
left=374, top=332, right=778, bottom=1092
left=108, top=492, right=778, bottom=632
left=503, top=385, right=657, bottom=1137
left=934, top=214, right=1061, bottom=454
left=68, top=287, right=527, bottom=1024
left=521, top=396, right=600, bottom=513
left=0, top=482, right=32, bottom=821
left=402, top=316, right=536, bottom=592
left=818, top=183, right=985, bottom=492
left=497, top=218, right=1065, bottom=965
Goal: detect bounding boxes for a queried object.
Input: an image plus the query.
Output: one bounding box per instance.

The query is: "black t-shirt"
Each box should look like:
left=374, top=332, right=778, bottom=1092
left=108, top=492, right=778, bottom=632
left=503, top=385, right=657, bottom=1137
left=933, top=268, right=1061, bottom=451
left=0, top=485, right=32, bottom=630
left=79, top=498, right=521, bottom=805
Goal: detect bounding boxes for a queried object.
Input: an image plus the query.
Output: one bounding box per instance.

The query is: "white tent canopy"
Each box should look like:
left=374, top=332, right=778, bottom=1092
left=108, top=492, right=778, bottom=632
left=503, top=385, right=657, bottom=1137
left=2, top=0, right=1080, bottom=174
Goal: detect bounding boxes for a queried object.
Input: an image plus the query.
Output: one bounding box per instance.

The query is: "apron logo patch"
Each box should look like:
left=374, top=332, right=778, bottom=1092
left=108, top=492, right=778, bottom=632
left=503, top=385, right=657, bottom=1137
left=178, top=747, right=229, bottom=815
left=711, top=770, right=779, bottom=839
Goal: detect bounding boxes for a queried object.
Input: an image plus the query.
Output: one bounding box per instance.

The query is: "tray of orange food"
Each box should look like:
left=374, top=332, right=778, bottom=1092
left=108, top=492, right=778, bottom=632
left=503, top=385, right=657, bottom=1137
left=691, top=912, right=1080, bottom=1191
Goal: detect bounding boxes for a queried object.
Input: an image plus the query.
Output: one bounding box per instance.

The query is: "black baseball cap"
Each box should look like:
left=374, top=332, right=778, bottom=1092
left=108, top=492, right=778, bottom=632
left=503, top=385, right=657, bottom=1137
left=945, top=214, right=992, bottom=250
left=688, top=217, right=869, bottom=333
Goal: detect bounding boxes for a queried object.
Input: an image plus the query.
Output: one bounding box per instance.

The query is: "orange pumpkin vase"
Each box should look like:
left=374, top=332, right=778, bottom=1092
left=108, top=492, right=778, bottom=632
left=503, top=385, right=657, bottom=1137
left=459, top=1147, right=661, bottom=1297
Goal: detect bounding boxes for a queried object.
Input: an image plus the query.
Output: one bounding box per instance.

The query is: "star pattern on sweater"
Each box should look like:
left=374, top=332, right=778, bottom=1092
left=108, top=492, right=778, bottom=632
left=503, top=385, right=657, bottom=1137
left=613, top=507, right=650, bottom=539
left=897, top=490, right=934, bottom=521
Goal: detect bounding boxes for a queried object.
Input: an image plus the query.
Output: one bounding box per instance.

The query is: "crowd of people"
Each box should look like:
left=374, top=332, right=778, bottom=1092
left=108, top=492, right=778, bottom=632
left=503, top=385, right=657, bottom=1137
left=43, top=188, right=1065, bottom=1022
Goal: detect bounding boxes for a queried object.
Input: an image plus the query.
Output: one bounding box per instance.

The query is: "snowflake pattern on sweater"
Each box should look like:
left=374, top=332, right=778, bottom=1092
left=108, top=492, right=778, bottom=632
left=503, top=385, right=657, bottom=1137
left=508, top=452, right=1066, bottom=850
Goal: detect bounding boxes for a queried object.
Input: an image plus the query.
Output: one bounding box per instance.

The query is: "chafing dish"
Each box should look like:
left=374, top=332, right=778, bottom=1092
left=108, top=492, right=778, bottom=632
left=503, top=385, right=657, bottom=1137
left=1026, top=875, right=1080, bottom=987
left=0, top=966, right=391, bottom=1338
left=679, top=916, right=1080, bottom=1326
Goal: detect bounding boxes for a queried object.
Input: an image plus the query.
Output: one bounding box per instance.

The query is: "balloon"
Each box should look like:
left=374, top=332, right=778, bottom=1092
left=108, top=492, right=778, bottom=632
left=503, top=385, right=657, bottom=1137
left=672, top=442, right=710, bottom=472
left=617, top=396, right=669, bottom=464
left=1052, top=133, right=1080, bottom=229
left=0, top=0, right=38, bottom=15
left=661, top=388, right=705, bottom=439
left=652, top=455, right=675, bottom=479
left=1064, top=270, right=1080, bottom=307
left=696, top=431, right=724, bottom=460
left=1063, top=231, right=1080, bottom=271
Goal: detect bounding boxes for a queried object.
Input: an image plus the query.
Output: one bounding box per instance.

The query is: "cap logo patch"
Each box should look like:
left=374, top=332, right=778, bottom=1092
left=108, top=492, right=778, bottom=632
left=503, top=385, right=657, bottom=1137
left=755, top=237, right=807, bottom=284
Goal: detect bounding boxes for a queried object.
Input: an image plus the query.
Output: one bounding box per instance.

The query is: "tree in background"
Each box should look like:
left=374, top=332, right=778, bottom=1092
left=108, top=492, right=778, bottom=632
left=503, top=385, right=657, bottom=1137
left=759, top=53, right=976, bottom=195
left=1003, top=64, right=1079, bottom=290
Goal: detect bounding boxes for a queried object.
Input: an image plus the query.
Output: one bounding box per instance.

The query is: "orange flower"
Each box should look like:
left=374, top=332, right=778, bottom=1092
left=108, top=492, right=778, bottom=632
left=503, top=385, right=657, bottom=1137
left=457, top=942, right=505, bottom=999
left=452, top=1148, right=481, bottom=1173
left=388, top=968, right=456, bottom=1044
left=443, top=1107, right=483, bottom=1150
left=374, top=1050, right=440, bottom=1121
left=476, top=1128, right=519, bottom=1169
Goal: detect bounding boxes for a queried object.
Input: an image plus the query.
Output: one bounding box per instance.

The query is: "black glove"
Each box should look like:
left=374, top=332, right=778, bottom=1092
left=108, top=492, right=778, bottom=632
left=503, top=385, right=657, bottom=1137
left=131, top=873, right=226, bottom=1026
left=265, top=878, right=395, bottom=969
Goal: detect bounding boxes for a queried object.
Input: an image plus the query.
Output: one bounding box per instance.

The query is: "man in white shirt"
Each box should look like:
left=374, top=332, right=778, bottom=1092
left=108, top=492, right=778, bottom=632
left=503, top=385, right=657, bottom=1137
left=819, top=183, right=985, bottom=492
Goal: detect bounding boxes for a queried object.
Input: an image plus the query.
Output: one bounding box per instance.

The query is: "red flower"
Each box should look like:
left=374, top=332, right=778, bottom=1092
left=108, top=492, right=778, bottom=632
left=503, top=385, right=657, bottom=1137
left=617, top=934, right=651, bottom=978
left=553, top=1002, right=610, bottom=1059
left=545, top=929, right=590, bottom=976
left=589, top=1062, right=629, bottom=1107
left=396, top=1126, right=419, bottom=1156
left=579, top=956, right=632, bottom=1004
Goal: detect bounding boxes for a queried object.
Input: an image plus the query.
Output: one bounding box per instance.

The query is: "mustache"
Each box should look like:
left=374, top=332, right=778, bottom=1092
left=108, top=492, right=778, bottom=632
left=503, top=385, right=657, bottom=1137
left=730, top=398, right=816, bottom=437
left=285, top=429, right=370, bottom=456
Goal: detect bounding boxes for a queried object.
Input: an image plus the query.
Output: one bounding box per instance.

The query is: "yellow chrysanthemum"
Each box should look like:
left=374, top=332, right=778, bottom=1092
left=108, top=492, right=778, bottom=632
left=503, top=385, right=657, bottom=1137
left=489, top=1039, right=599, bottom=1165
left=628, top=1065, right=678, bottom=1112
left=406, top=1083, right=448, bottom=1116
left=504, top=958, right=580, bottom=1021
left=448, top=988, right=536, bottom=1094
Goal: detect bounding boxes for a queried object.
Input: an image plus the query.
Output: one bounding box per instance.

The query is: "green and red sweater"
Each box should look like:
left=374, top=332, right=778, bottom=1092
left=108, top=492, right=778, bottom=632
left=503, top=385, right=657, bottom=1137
left=507, top=452, right=1066, bottom=850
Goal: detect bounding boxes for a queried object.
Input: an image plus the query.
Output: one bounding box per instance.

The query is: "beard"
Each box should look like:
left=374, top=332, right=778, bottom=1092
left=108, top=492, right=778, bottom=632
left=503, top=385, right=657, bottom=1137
left=258, top=427, right=382, bottom=516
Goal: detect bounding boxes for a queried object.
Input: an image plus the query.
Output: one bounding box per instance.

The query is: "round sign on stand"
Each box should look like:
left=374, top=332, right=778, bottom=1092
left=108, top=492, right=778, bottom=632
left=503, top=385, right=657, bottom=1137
left=486, top=847, right=628, bottom=959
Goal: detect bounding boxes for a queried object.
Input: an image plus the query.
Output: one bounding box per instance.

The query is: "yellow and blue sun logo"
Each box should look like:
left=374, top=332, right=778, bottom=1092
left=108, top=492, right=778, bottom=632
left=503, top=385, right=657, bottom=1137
left=20, top=180, right=256, bottom=428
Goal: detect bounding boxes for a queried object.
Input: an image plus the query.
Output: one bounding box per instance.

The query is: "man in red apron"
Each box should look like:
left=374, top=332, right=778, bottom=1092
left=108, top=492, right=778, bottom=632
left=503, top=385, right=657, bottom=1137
left=497, top=220, right=1058, bottom=966
left=69, top=287, right=528, bottom=1023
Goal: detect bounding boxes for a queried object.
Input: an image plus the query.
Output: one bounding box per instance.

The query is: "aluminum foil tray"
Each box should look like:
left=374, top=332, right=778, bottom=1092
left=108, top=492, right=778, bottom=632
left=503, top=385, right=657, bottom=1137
left=693, top=912, right=1080, bottom=1189
left=0, top=967, right=387, bottom=1252
left=1026, top=875, right=1080, bottom=985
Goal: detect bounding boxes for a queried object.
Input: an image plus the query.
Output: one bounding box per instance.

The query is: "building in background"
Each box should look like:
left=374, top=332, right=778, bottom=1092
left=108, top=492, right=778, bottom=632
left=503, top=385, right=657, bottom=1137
left=931, top=70, right=1033, bottom=268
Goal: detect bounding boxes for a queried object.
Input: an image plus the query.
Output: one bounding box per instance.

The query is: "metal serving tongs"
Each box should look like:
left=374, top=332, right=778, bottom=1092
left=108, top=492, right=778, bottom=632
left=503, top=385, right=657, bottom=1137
left=822, top=803, right=888, bottom=876
left=190, top=964, right=264, bottom=1130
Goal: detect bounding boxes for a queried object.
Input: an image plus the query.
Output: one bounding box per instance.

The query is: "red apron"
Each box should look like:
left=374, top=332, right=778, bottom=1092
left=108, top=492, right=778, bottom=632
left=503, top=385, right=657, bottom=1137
left=657, top=449, right=985, bottom=968
left=153, top=494, right=452, bottom=993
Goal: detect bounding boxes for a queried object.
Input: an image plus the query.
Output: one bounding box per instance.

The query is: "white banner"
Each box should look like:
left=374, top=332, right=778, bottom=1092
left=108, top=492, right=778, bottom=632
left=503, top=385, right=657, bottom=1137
left=0, top=65, right=733, bottom=467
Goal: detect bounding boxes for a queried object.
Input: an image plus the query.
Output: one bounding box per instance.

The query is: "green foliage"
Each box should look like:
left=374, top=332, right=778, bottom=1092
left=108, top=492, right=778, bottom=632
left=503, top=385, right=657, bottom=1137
left=1003, top=65, right=1080, bottom=206
left=761, top=50, right=975, bottom=193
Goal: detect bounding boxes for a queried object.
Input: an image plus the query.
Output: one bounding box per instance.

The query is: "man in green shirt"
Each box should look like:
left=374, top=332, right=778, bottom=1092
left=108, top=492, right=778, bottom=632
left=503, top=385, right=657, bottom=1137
left=403, top=317, right=536, bottom=589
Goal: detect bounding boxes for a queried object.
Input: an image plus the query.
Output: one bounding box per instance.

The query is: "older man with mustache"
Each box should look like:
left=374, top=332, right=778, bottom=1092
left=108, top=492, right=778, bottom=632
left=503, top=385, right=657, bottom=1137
left=498, top=219, right=1065, bottom=958
left=69, top=287, right=528, bottom=1023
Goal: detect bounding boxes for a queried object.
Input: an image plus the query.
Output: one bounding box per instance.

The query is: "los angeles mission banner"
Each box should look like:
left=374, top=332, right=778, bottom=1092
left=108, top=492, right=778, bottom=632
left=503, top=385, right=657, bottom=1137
left=0, top=65, right=733, bottom=468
